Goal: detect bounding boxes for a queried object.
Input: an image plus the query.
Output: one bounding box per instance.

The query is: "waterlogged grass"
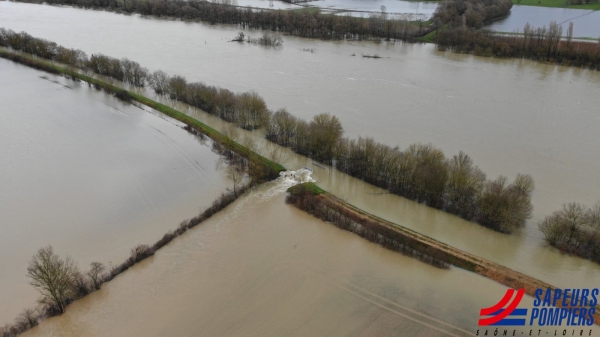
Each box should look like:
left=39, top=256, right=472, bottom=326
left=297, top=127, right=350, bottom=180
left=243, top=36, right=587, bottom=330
left=512, top=0, right=600, bottom=9
left=415, top=29, right=437, bottom=43
left=0, top=49, right=286, bottom=175
left=292, top=6, right=321, bottom=14
left=287, top=182, right=326, bottom=195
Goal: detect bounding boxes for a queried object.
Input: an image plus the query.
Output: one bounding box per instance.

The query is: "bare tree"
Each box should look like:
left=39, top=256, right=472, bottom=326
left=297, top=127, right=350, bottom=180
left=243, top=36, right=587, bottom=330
left=15, top=308, right=38, bottom=331
left=227, top=164, right=243, bottom=196
left=309, top=113, right=343, bottom=164
left=87, top=262, right=105, bottom=291
left=149, top=70, right=170, bottom=94
left=27, top=246, right=79, bottom=314
left=566, top=22, right=574, bottom=48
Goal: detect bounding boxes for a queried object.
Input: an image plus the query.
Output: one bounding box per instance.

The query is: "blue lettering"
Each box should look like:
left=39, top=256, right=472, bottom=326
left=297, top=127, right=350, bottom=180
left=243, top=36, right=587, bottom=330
left=559, top=308, right=569, bottom=325
left=563, top=289, right=571, bottom=307
left=590, top=289, right=598, bottom=307
left=571, top=289, right=581, bottom=307
left=580, top=289, right=589, bottom=307
left=548, top=308, right=560, bottom=325
left=530, top=308, right=540, bottom=326
left=539, top=308, right=548, bottom=326
left=577, top=308, right=587, bottom=326
left=553, top=289, right=563, bottom=306
left=586, top=308, right=595, bottom=326
left=534, top=289, right=543, bottom=307
left=570, top=308, right=579, bottom=326
left=543, top=289, right=553, bottom=306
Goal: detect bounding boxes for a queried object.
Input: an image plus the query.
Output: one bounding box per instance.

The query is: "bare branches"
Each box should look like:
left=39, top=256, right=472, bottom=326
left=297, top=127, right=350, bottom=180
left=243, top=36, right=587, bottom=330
left=540, top=202, right=600, bottom=263
left=27, top=246, right=79, bottom=314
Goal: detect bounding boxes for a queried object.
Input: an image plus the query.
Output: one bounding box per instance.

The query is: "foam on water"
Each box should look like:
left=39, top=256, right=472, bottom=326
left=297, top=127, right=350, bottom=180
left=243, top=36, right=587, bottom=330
left=220, top=167, right=315, bottom=220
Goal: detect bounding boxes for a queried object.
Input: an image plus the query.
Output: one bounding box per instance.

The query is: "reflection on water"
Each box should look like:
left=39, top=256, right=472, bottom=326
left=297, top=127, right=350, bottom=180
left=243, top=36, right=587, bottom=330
left=0, top=60, right=231, bottom=323
left=488, top=5, right=600, bottom=37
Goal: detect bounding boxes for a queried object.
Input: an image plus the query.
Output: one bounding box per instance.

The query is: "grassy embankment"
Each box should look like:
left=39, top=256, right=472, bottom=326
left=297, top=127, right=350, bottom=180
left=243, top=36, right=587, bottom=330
left=289, top=182, right=600, bottom=324
left=0, top=49, right=285, bottom=176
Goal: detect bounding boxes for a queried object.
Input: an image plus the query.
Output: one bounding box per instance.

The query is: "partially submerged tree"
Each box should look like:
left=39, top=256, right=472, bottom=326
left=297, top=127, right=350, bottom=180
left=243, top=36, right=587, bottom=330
left=87, top=262, right=106, bottom=291
left=309, top=113, right=343, bottom=164
left=27, top=246, right=79, bottom=314
left=227, top=164, right=243, bottom=196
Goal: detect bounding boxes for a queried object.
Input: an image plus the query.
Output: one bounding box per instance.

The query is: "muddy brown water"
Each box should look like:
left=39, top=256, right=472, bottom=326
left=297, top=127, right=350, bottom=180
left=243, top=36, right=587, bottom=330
left=2, top=1, right=600, bottom=332
left=0, top=59, right=232, bottom=323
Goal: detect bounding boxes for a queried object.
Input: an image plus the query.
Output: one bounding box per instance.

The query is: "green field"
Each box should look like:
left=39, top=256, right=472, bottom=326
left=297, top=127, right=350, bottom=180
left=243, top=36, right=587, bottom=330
left=513, top=0, right=600, bottom=9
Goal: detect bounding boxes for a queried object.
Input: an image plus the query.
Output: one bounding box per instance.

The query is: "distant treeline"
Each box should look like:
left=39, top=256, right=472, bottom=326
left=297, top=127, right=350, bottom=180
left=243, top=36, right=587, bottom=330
left=540, top=203, right=600, bottom=264
left=436, top=22, right=600, bottom=70
left=12, top=0, right=426, bottom=41
left=0, top=28, right=534, bottom=233
left=11, top=0, right=515, bottom=41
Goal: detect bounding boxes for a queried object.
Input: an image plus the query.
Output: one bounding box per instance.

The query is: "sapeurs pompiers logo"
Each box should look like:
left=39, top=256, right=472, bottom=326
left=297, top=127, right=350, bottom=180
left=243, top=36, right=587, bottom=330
left=476, top=288, right=598, bottom=336
left=479, top=288, right=528, bottom=326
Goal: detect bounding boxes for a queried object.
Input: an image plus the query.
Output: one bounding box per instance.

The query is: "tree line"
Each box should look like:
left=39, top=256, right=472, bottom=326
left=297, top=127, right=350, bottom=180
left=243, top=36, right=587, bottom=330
left=14, top=0, right=428, bottom=41
left=0, top=28, right=534, bottom=233
left=12, top=0, right=515, bottom=42
left=431, top=0, right=513, bottom=29
left=435, top=22, right=600, bottom=70
left=539, top=202, right=600, bottom=264
left=270, top=116, right=534, bottom=233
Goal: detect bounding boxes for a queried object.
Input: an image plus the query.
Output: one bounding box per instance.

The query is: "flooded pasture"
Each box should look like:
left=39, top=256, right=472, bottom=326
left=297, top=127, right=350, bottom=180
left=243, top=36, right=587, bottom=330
left=0, top=59, right=231, bottom=323
left=1, top=1, right=600, bottom=333
left=488, top=5, right=600, bottom=37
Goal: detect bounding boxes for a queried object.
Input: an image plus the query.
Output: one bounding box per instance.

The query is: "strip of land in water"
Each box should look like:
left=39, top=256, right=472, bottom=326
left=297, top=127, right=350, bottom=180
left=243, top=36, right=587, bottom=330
left=287, top=183, right=600, bottom=324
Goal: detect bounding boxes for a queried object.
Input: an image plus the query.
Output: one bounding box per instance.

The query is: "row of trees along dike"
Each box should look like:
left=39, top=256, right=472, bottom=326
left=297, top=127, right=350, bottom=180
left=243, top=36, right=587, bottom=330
left=13, top=0, right=511, bottom=41
left=540, top=203, right=600, bottom=264
left=0, top=28, right=534, bottom=234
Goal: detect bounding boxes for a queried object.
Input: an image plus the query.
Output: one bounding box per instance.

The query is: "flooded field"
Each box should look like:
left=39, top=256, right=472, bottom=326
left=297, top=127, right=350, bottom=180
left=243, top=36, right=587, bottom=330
left=23, top=176, right=595, bottom=337
left=2, top=1, right=600, bottom=333
left=488, top=5, right=600, bottom=37
left=233, top=0, right=436, bottom=18
left=0, top=59, right=231, bottom=323
left=2, top=0, right=600, bottom=299
left=303, top=0, right=437, bottom=18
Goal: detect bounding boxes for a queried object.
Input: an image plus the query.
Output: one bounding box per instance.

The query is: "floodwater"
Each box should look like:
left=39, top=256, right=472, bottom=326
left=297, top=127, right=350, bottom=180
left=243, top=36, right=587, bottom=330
left=22, top=174, right=600, bottom=336
left=306, top=0, right=437, bottom=18
left=488, top=5, right=600, bottom=38
left=236, top=0, right=300, bottom=10
left=2, top=0, right=600, bottom=331
left=235, top=0, right=436, bottom=18
left=0, top=59, right=232, bottom=323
